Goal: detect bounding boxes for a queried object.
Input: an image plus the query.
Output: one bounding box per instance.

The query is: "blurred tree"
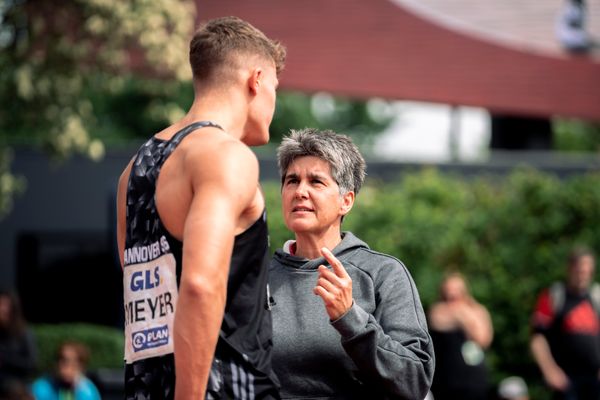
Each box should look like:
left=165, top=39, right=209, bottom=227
left=0, top=149, right=26, bottom=217
left=268, top=91, right=394, bottom=149
left=0, top=0, right=392, bottom=218
left=0, top=0, right=195, bottom=217
left=0, top=0, right=194, bottom=154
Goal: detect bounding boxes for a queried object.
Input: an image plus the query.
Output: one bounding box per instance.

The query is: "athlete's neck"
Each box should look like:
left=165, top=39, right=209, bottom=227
left=184, top=86, right=249, bottom=140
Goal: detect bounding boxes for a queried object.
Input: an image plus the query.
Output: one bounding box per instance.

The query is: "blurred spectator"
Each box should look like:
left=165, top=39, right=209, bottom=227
left=556, top=0, right=593, bottom=52
left=428, top=272, right=494, bottom=400
left=1, top=382, right=34, bottom=400
left=0, top=290, right=37, bottom=398
left=497, top=376, right=529, bottom=400
left=530, top=246, right=600, bottom=400
left=31, top=341, right=100, bottom=400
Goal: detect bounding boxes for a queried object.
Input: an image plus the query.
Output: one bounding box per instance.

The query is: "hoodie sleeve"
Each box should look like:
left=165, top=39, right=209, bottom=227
left=330, top=257, right=435, bottom=400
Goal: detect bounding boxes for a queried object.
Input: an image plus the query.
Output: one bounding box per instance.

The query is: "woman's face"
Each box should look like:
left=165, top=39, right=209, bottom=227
left=281, top=156, right=353, bottom=237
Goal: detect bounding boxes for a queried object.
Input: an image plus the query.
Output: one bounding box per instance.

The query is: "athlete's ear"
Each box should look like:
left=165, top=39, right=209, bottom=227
left=248, top=68, right=263, bottom=96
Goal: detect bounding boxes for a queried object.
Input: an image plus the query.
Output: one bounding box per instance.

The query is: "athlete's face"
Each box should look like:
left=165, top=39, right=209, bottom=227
left=281, top=156, right=353, bottom=238
left=244, top=61, right=278, bottom=146
left=568, top=254, right=595, bottom=293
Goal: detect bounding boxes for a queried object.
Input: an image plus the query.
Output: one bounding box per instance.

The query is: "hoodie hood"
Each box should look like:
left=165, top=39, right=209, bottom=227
left=272, top=231, right=369, bottom=271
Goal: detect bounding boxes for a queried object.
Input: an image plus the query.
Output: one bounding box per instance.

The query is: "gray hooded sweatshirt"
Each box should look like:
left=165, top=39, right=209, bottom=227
left=269, top=232, right=434, bottom=400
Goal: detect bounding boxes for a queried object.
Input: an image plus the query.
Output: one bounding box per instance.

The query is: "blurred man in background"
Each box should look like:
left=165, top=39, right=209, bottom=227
left=531, top=247, right=600, bottom=400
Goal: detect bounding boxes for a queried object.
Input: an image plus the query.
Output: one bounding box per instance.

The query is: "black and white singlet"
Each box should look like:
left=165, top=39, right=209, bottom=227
left=123, top=121, right=279, bottom=399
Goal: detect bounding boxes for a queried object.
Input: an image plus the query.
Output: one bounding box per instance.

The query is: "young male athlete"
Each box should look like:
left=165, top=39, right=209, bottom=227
left=116, top=16, right=285, bottom=399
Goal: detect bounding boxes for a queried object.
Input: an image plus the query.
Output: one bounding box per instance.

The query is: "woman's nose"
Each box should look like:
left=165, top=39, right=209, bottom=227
left=294, top=181, right=308, bottom=199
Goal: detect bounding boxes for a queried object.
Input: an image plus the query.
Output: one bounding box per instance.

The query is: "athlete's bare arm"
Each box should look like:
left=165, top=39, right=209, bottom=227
left=170, top=137, right=261, bottom=399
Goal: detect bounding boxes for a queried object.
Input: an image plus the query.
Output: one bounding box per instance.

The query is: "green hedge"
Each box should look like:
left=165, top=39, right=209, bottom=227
left=264, top=166, right=600, bottom=400
left=33, top=323, right=123, bottom=373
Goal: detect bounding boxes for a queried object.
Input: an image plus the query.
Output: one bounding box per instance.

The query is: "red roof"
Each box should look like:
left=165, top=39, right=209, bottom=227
left=195, top=0, right=600, bottom=120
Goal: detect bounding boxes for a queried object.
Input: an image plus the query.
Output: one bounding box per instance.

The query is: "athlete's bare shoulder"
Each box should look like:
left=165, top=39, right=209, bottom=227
left=184, top=130, right=262, bottom=230
left=154, top=125, right=261, bottom=238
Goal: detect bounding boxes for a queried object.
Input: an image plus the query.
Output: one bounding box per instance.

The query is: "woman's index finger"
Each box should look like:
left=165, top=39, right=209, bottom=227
left=320, top=247, right=348, bottom=278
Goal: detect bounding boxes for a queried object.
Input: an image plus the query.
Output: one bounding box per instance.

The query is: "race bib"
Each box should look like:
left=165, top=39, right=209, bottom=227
left=123, top=249, right=178, bottom=363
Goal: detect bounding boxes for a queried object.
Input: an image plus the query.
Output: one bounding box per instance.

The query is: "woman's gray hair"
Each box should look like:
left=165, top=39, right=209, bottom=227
left=277, top=128, right=366, bottom=195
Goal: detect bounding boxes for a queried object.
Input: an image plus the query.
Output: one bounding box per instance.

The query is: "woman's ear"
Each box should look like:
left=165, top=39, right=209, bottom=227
left=340, top=191, right=355, bottom=216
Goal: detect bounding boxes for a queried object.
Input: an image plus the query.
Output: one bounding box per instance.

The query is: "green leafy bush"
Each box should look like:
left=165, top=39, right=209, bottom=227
left=264, top=167, right=600, bottom=399
left=33, top=323, right=123, bottom=373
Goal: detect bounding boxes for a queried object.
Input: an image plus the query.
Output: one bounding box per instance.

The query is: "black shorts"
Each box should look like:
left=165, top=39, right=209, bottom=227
left=207, top=352, right=280, bottom=400
left=125, top=349, right=280, bottom=399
